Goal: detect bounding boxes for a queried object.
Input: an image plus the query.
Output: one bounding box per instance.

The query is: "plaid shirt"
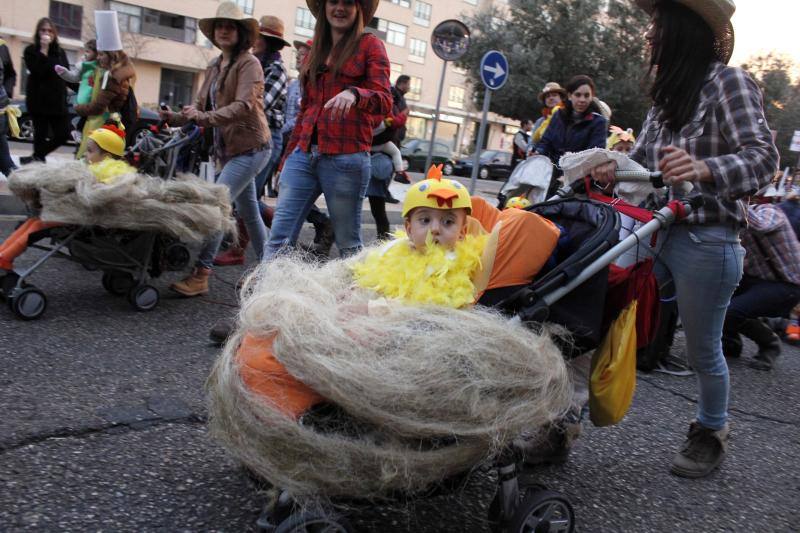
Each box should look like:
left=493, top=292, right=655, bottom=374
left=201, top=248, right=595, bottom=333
left=263, top=56, right=288, bottom=130
left=631, top=62, right=778, bottom=226
left=742, top=204, right=800, bottom=285
left=287, top=33, right=391, bottom=155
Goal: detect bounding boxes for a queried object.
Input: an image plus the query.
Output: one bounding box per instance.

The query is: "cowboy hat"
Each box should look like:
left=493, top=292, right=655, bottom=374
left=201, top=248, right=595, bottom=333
left=293, top=39, right=313, bottom=50
left=538, top=82, right=567, bottom=104
left=306, top=0, right=379, bottom=25
left=199, top=2, right=259, bottom=49
left=258, top=15, right=291, bottom=48
left=635, top=0, right=735, bottom=64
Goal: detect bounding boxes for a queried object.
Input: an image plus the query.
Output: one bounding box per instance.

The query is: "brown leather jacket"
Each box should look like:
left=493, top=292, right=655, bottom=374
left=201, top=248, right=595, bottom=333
left=191, top=52, right=269, bottom=161
left=74, top=59, right=136, bottom=117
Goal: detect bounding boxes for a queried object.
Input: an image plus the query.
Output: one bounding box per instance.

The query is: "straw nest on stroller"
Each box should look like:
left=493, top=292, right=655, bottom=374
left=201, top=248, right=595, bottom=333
left=208, top=254, right=573, bottom=499
left=8, top=161, right=235, bottom=242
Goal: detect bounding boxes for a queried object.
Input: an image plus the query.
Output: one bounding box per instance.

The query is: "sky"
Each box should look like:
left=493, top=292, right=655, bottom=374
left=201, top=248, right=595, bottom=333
left=729, top=0, right=800, bottom=69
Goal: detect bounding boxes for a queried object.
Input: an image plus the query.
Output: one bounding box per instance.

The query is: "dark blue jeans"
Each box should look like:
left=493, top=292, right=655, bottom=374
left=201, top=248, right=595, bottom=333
left=725, top=274, right=800, bottom=328
left=0, top=113, right=16, bottom=177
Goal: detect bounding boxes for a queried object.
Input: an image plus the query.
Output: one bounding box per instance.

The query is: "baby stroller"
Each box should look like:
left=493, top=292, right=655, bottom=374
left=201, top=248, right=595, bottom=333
left=243, top=170, right=699, bottom=533
left=496, top=155, right=554, bottom=209
left=0, top=122, right=205, bottom=320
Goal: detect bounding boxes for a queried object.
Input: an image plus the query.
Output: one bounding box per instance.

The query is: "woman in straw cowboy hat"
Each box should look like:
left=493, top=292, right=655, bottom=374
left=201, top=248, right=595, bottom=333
left=592, top=0, right=778, bottom=478
left=161, top=2, right=270, bottom=296
left=264, top=0, right=391, bottom=260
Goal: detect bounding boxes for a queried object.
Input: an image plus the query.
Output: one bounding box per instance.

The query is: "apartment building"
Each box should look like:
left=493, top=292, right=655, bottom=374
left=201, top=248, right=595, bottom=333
left=1, top=0, right=518, bottom=154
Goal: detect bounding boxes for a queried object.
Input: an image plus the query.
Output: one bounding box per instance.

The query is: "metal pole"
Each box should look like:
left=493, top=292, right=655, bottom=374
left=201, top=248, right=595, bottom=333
left=469, top=88, right=492, bottom=194
left=425, top=60, right=448, bottom=173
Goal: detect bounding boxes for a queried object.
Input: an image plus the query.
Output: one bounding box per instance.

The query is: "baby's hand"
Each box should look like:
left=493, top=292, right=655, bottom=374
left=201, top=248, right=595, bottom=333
left=54, top=65, right=67, bottom=75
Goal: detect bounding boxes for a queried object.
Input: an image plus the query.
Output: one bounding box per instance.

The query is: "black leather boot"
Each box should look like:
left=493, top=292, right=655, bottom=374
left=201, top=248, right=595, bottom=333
left=740, top=318, right=781, bottom=370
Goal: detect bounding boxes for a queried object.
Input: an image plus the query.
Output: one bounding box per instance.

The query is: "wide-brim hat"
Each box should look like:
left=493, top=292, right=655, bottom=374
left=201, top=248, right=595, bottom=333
left=306, top=0, right=379, bottom=26
left=538, top=82, right=567, bottom=103
left=635, top=0, right=735, bottom=64
left=293, top=39, right=312, bottom=50
left=258, top=15, right=291, bottom=48
left=199, top=2, right=259, bottom=49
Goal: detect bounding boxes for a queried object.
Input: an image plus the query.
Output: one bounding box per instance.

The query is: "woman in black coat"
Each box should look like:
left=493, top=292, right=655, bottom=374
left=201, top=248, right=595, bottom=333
left=22, top=18, right=70, bottom=163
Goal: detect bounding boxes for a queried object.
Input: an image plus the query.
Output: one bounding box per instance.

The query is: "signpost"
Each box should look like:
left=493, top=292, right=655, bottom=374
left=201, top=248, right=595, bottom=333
left=425, top=20, right=470, bottom=173
left=469, top=50, right=509, bottom=194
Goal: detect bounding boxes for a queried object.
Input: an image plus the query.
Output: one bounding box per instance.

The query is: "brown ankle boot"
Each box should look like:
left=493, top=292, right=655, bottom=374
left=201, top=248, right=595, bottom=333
left=171, top=267, right=211, bottom=296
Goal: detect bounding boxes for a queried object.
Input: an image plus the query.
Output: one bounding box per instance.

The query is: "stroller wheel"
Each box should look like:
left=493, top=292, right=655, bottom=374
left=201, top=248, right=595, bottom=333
left=508, top=488, right=575, bottom=533
left=102, top=271, right=135, bottom=296
left=128, top=284, right=160, bottom=312
left=9, top=286, right=47, bottom=320
left=164, top=243, right=191, bottom=271
left=0, top=272, right=21, bottom=298
left=273, top=509, right=353, bottom=533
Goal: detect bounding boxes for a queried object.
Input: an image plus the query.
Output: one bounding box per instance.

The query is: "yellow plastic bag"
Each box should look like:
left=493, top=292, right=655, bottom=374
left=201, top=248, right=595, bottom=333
left=589, top=301, right=637, bottom=427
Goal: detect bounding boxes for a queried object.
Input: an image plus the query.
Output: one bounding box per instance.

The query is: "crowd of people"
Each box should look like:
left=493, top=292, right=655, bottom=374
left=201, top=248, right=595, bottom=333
left=1, top=0, right=799, bottom=486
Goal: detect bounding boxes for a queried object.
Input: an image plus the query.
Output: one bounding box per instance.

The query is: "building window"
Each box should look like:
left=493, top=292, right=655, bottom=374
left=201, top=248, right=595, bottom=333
left=159, top=68, right=195, bottom=108
left=141, top=8, right=197, bottom=44
left=386, top=0, right=411, bottom=7
left=390, top=62, right=403, bottom=84
left=233, top=0, right=254, bottom=15
left=413, top=2, right=432, bottom=27
left=377, top=19, right=407, bottom=47
left=409, top=38, right=426, bottom=63
left=49, top=1, right=82, bottom=40
left=448, top=86, right=465, bottom=109
left=407, top=76, right=422, bottom=101
left=109, top=2, right=142, bottom=34
left=295, top=7, right=316, bottom=38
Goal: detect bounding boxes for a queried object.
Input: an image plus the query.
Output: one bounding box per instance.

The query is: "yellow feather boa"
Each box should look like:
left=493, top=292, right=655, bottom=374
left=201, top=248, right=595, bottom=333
left=88, top=158, right=136, bottom=184
left=351, top=231, right=488, bottom=308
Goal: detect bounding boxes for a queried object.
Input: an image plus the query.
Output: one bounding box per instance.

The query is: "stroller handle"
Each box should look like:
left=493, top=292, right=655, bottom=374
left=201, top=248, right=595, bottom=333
left=614, top=170, right=665, bottom=188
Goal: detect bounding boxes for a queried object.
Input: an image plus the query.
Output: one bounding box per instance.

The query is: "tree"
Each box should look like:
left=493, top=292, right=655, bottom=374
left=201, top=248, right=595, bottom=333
left=457, top=0, right=651, bottom=137
left=741, top=53, right=800, bottom=169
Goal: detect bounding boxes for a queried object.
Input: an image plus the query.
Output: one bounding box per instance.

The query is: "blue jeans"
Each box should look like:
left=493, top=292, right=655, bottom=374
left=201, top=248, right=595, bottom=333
left=649, top=224, right=744, bottom=430
left=0, top=113, right=16, bottom=177
left=265, top=147, right=370, bottom=259
left=196, top=147, right=271, bottom=269
left=255, top=128, right=282, bottom=196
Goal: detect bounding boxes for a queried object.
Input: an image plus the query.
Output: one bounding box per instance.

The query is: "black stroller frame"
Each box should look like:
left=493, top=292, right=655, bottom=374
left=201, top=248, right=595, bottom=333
left=254, top=171, right=700, bottom=533
left=0, top=122, right=205, bottom=320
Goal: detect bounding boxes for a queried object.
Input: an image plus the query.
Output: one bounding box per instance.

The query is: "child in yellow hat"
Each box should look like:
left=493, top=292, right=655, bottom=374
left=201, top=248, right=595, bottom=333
left=0, top=122, right=135, bottom=272
left=607, top=126, right=636, bottom=155
left=352, top=165, right=561, bottom=309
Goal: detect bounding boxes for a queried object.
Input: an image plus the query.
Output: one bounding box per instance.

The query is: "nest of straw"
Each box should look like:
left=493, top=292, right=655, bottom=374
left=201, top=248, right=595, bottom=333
left=8, top=161, right=235, bottom=242
left=208, top=254, right=572, bottom=499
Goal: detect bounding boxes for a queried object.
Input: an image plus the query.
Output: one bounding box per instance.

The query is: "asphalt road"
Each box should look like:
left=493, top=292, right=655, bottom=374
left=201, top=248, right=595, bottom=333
left=0, top=166, right=798, bottom=531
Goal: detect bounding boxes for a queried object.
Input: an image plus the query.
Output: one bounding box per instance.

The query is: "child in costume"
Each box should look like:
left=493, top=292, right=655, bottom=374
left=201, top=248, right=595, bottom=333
left=0, top=123, right=134, bottom=272
left=607, top=126, right=635, bottom=155
left=236, top=165, right=561, bottom=419
left=55, top=39, right=98, bottom=106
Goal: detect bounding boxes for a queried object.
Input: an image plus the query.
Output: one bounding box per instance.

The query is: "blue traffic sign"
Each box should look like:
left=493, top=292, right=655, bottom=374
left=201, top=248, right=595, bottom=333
left=479, top=50, right=509, bottom=90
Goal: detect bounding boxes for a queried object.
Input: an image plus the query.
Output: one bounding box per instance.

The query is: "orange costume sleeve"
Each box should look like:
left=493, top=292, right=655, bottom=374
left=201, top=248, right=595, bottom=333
left=469, top=196, right=560, bottom=292
left=237, top=333, right=325, bottom=420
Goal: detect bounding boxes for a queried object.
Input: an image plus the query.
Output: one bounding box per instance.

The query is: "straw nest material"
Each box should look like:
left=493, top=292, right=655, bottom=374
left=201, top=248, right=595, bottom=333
left=208, top=254, right=573, bottom=499
left=8, top=161, right=235, bottom=242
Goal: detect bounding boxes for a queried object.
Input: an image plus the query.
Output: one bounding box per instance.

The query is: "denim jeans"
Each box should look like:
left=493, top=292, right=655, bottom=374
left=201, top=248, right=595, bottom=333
left=196, top=147, right=271, bottom=269
left=255, top=128, right=282, bottom=197
left=0, top=113, right=17, bottom=177
left=725, top=274, right=800, bottom=328
left=265, top=147, right=370, bottom=259
left=649, top=224, right=744, bottom=430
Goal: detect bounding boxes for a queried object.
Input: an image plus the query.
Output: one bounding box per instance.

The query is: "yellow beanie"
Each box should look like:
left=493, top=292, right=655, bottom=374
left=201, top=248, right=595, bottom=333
left=89, top=124, right=126, bottom=157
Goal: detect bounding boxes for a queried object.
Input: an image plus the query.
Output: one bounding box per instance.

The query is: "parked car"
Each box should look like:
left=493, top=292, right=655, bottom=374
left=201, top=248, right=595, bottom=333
left=400, top=139, right=455, bottom=175
left=452, top=149, right=513, bottom=180
left=8, top=95, right=160, bottom=147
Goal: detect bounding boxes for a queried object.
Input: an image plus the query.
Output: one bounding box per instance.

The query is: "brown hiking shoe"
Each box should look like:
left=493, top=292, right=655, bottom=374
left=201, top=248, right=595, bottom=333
left=671, top=421, right=729, bottom=478
left=170, top=267, right=211, bottom=297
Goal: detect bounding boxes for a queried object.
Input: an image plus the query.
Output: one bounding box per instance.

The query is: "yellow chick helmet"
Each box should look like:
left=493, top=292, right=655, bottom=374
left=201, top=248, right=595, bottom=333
left=505, top=196, right=531, bottom=210
left=607, top=126, right=636, bottom=150
left=402, top=165, right=472, bottom=218
left=89, top=124, right=126, bottom=157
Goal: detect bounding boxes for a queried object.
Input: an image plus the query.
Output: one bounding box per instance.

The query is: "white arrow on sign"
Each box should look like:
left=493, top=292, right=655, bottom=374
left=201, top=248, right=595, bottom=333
left=483, top=62, right=506, bottom=81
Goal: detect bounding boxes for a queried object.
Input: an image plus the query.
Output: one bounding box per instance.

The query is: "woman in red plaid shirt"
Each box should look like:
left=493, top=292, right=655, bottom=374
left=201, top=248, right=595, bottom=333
left=265, top=0, right=391, bottom=259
